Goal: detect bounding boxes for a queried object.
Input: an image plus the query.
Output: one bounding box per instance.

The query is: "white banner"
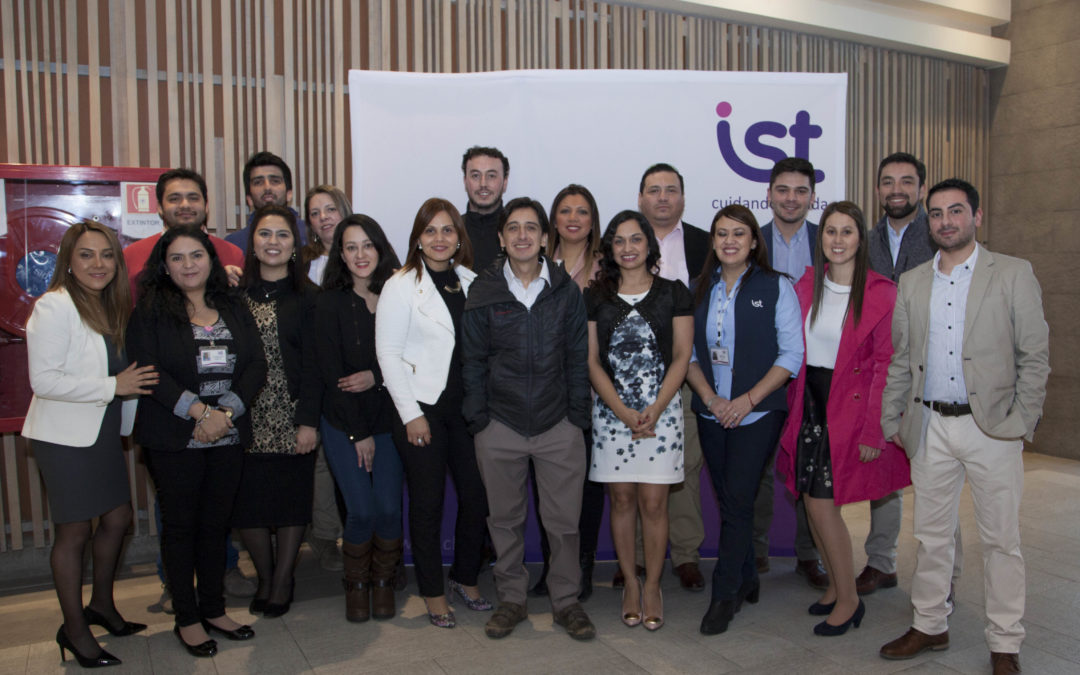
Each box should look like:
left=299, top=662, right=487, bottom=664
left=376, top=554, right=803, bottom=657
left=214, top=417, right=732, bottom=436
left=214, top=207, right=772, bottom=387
left=349, top=69, right=846, bottom=256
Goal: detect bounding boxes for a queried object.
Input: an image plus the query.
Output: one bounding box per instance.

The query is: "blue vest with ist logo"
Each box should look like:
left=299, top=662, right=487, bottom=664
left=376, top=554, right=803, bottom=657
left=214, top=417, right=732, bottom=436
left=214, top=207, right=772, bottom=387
left=691, top=264, right=786, bottom=416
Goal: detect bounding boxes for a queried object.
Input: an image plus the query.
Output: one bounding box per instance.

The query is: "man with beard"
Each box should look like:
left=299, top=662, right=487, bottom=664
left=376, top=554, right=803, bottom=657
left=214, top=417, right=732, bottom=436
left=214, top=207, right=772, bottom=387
left=859, top=152, right=950, bottom=597
left=868, top=153, right=937, bottom=282
left=755, top=157, right=828, bottom=590
left=461, top=146, right=510, bottom=273
left=226, top=151, right=307, bottom=253
left=879, top=178, right=1048, bottom=675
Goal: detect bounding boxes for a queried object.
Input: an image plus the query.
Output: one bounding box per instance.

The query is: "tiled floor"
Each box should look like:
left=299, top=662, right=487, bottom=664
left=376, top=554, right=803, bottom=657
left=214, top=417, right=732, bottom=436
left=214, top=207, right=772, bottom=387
left=1, top=452, right=1078, bottom=674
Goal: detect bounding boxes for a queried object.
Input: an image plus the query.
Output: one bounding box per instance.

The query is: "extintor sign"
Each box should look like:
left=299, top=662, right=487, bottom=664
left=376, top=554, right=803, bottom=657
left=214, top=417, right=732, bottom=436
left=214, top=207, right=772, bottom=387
left=120, top=182, right=162, bottom=239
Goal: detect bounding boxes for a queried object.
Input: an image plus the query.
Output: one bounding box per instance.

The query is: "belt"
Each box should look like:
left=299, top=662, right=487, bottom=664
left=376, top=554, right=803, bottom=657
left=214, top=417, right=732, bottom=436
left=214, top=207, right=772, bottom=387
left=923, top=400, right=972, bottom=417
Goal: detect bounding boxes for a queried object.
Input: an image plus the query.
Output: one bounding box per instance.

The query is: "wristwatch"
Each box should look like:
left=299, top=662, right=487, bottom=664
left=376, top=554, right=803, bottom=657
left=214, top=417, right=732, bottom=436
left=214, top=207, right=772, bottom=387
left=218, top=407, right=234, bottom=420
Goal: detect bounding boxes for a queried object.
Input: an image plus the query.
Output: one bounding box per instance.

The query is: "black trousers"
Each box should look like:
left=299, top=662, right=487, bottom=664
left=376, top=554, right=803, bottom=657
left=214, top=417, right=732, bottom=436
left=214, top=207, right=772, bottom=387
left=145, top=444, right=243, bottom=627
left=392, top=403, right=489, bottom=598
left=699, top=412, right=786, bottom=601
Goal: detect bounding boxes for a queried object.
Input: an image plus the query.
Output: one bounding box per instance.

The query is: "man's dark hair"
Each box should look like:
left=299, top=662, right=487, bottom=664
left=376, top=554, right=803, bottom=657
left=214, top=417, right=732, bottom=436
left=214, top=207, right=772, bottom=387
left=769, top=157, right=816, bottom=191
left=638, top=163, right=684, bottom=194
left=243, top=151, right=293, bottom=194
left=156, top=168, right=207, bottom=204
left=927, top=178, right=980, bottom=213
left=461, top=146, right=509, bottom=176
left=877, top=152, right=927, bottom=187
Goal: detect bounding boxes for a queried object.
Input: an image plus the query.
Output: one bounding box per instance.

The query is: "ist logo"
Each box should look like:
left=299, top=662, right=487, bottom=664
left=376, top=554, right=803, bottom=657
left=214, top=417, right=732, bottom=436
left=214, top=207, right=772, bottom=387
left=715, top=101, right=826, bottom=184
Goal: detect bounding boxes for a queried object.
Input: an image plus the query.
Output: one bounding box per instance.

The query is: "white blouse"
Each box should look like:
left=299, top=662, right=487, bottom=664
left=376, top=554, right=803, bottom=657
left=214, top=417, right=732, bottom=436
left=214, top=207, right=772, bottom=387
left=804, top=276, right=850, bottom=369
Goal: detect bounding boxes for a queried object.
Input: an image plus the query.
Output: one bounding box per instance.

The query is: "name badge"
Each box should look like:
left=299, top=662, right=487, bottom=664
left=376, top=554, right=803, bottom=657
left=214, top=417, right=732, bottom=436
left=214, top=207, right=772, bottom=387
left=710, top=346, right=730, bottom=366
left=199, top=346, right=228, bottom=368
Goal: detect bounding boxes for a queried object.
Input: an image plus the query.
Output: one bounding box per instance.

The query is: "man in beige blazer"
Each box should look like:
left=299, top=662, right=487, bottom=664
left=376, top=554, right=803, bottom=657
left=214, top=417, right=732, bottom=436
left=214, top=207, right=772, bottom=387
left=878, top=178, right=1049, bottom=675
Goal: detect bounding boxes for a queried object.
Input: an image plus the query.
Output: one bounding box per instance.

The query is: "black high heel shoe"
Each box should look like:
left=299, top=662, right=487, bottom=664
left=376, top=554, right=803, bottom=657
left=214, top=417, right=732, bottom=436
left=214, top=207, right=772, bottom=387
left=83, top=606, right=147, bottom=636
left=173, top=625, right=217, bottom=658
left=56, top=625, right=121, bottom=668
left=814, top=600, right=865, bottom=636
left=735, top=578, right=760, bottom=613
left=201, top=618, right=255, bottom=640
left=263, top=582, right=295, bottom=619
left=808, top=600, right=836, bottom=616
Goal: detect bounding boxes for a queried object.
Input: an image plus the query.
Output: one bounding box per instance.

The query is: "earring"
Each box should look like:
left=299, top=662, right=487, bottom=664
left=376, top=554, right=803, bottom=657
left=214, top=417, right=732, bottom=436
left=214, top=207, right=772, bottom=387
left=417, top=243, right=423, bottom=250
left=67, top=267, right=72, bottom=274
left=456, top=242, right=461, bottom=250
left=291, top=251, right=297, bottom=261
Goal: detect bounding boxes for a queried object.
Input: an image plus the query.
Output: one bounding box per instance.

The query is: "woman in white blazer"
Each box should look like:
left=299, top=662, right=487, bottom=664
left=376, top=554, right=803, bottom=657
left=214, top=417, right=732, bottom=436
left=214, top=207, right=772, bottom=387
left=22, top=221, right=157, bottom=668
left=375, top=198, right=490, bottom=628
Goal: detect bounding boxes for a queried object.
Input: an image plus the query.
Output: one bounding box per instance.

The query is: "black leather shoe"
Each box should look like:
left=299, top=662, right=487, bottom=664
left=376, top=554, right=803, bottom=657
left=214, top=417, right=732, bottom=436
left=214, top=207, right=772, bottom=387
left=57, top=625, right=122, bottom=667
left=700, top=599, right=737, bottom=635
left=735, top=578, right=760, bottom=613
left=808, top=600, right=836, bottom=616
left=173, top=625, right=217, bottom=658
left=201, top=619, right=255, bottom=641
left=249, top=598, right=268, bottom=614
left=83, top=606, right=147, bottom=636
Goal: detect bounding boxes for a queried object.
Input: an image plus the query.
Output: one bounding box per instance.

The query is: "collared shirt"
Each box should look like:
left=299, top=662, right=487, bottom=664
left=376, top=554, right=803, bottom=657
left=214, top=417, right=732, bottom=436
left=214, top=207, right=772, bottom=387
left=502, top=257, right=550, bottom=310
left=770, top=221, right=813, bottom=279
left=656, top=221, right=689, bottom=285
left=691, top=268, right=803, bottom=425
left=887, top=220, right=910, bottom=266
left=924, top=246, right=979, bottom=404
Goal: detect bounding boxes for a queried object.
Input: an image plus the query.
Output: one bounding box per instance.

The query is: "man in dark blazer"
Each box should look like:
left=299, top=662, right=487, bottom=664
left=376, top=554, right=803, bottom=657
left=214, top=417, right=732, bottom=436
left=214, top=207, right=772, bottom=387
left=754, top=157, right=826, bottom=589
left=615, top=162, right=710, bottom=592
left=859, top=153, right=947, bottom=597
left=868, top=153, right=937, bottom=282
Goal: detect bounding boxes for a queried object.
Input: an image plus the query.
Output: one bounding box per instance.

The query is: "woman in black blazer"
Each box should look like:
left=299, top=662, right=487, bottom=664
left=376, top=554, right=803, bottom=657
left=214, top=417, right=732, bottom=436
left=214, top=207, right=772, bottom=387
left=127, top=226, right=267, bottom=658
left=234, top=205, right=322, bottom=619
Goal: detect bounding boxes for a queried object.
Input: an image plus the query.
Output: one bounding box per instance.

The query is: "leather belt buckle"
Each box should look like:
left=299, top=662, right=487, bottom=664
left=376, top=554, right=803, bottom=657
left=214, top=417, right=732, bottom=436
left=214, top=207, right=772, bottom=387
left=923, top=400, right=972, bottom=417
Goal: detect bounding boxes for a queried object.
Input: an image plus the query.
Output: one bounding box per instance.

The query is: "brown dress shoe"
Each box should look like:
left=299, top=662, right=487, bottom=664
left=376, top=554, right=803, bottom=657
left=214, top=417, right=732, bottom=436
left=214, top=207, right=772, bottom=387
left=991, top=652, right=1021, bottom=674
left=674, top=562, right=705, bottom=591
left=795, top=559, right=830, bottom=590
left=856, top=565, right=899, bottom=595
left=755, top=556, right=770, bottom=574
left=880, top=627, right=949, bottom=660
left=611, top=564, right=645, bottom=589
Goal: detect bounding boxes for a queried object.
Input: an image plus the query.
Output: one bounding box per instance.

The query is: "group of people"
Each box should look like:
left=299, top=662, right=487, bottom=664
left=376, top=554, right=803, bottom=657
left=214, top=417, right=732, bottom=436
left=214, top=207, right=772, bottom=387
left=21, top=146, right=1048, bottom=675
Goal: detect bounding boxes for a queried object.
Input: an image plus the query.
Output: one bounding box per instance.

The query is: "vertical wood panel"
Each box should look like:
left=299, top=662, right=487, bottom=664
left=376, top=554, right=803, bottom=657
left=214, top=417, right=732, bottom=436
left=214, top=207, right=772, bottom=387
left=0, top=0, right=997, bottom=554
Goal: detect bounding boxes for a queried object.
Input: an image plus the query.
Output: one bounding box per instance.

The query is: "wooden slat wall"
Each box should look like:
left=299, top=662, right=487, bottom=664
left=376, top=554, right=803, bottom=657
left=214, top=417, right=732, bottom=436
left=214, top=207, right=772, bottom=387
left=0, top=0, right=990, bottom=551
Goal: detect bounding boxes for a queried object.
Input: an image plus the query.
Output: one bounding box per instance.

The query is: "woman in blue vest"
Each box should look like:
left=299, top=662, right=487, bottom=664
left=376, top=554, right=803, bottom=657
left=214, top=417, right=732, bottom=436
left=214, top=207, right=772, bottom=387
left=686, top=204, right=803, bottom=636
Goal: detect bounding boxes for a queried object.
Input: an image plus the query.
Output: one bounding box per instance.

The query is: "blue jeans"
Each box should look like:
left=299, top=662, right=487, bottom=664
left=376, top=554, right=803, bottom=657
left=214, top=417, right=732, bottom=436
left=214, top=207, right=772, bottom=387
left=320, top=419, right=403, bottom=545
left=698, top=411, right=786, bottom=600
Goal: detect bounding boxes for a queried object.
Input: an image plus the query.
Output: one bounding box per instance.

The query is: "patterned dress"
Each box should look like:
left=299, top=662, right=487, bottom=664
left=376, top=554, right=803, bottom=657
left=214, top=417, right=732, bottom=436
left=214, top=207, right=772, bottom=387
left=232, top=289, right=316, bottom=528
left=590, top=297, right=684, bottom=484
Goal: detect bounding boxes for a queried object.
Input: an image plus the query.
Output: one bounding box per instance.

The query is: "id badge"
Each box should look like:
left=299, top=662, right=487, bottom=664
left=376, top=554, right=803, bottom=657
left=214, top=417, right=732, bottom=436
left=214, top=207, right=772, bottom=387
left=199, top=346, right=228, bottom=368
left=710, top=346, right=730, bottom=366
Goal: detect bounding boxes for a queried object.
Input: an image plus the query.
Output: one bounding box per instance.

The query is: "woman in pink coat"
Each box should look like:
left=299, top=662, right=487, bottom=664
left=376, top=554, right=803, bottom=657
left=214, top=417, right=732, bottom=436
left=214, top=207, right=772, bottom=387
left=778, top=201, right=910, bottom=637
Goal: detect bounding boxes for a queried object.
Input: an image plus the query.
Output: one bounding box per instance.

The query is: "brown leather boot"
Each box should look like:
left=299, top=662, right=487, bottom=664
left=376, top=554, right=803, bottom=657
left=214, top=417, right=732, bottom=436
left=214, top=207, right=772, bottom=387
left=342, top=540, right=372, bottom=623
left=371, top=536, right=402, bottom=620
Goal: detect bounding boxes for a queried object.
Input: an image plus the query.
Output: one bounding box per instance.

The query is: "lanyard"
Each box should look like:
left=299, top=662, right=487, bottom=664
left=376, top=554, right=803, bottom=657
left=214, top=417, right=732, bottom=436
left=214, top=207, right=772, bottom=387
left=715, top=279, right=740, bottom=347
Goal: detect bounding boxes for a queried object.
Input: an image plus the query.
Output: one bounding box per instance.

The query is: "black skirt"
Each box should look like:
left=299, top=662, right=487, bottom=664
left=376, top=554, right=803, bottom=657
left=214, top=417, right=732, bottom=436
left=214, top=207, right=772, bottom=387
left=794, top=366, right=834, bottom=500
left=232, top=452, right=316, bottom=528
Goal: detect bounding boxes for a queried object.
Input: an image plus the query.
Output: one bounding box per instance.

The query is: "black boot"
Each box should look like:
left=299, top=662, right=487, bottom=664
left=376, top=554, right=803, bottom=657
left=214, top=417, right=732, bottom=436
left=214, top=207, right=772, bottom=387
left=577, top=551, right=595, bottom=602
left=700, top=598, right=737, bottom=635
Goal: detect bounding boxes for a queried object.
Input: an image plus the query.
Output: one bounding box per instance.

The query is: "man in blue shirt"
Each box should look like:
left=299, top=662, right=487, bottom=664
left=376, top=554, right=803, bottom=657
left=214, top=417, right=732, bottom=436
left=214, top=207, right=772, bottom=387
left=755, top=157, right=827, bottom=590
left=225, top=151, right=307, bottom=253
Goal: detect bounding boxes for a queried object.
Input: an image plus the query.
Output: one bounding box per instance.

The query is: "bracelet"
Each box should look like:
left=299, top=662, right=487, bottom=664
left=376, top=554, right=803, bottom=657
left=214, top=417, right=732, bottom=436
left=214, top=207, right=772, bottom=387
left=705, top=395, right=717, bottom=408
left=745, top=392, right=755, bottom=407
left=195, top=404, right=212, bottom=426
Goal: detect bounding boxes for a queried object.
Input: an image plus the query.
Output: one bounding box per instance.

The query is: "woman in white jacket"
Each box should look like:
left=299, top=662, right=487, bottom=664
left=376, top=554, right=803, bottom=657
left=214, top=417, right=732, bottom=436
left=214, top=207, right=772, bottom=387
left=376, top=198, right=490, bottom=628
left=22, top=221, right=157, bottom=668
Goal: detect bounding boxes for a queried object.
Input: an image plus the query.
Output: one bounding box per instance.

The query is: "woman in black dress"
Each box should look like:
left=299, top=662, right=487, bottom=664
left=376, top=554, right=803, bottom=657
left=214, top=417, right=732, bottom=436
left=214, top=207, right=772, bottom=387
left=127, top=226, right=267, bottom=657
left=23, top=221, right=158, bottom=668
left=234, top=205, right=322, bottom=618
